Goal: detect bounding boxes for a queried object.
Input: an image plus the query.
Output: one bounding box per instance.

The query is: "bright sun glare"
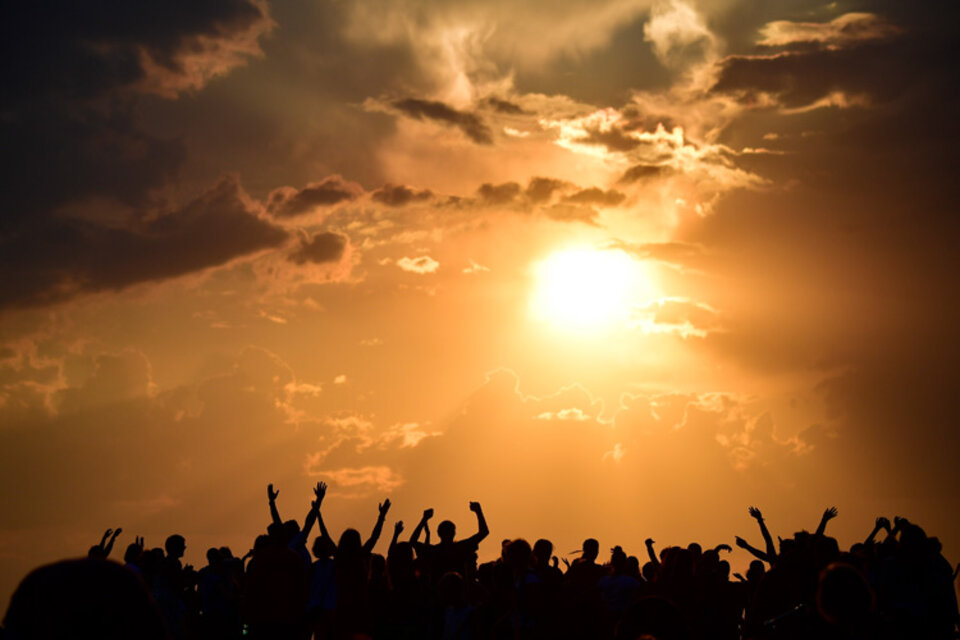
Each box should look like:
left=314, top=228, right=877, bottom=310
left=531, top=247, right=654, bottom=332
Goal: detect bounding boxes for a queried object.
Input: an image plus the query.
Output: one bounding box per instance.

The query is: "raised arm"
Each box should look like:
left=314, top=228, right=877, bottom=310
left=301, top=482, right=327, bottom=540
left=267, top=484, right=282, bottom=527
left=466, top=501, right=489, bottom=545
left=410, top=508, right=433, bottom=546
left=735, top=536, right=772, bottom=563
left=103, top=528, right=122, bottom=557
left=865, top=516, right=890, bottom=545
left=645, top=538, right=660, bottom=567
left=748, top=507, right=777, bottom=560
left=363, top=498, right=391, bottom=553
left=815, top=506, right=838, bottom=537
left=390, top=521, right=404, bottom=550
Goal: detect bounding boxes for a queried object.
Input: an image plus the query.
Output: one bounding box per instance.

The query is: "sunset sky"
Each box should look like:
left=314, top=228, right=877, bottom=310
left=2, top=0, right=959, bottom=604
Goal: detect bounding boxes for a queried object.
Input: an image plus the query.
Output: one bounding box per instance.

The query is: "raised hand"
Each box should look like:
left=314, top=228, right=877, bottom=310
left=561, top=557, right=571, bottom=570
left=645, top=538, right=655, bottom=546
left=112, top=528, right=123, bottom=538
left=876, top=516, right=891, bottom=530
left=268, top=484, right=279, bottom=502
left=422, top=508, right=434, bottom=520
left=748, top=506, right=763, bottom=520
left=715, top=543, right=732, bottom=553
left=822, top=507, right=838, bottom=521
left=394, top=520, right=404, bottom=536
left=469, top=501, right=481, bottom=513
left=552, top=556, right=559, bottom=569
left=136, top=536, right=145, bottom=548
left=735, top=536, right=749, bottom=549
left=379, top=499, right=391, bottom=517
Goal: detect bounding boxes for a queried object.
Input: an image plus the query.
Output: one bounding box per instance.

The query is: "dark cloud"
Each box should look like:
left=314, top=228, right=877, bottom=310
left=562, top=187, right=626, bottom=207
left=0, top=0, right=273, bottom=232
left=392, top=98, right=494, bottom=144
left=525, top=177, right=569, bottom=204
left=543, top=203, right=599, bottom=226
left=371, top=184, right=433, bottom=207
left=619, top=164, right=668, bottom=184
left=267, top=176, right=364, bottom=217
left=289, top=232, right=348, bottom=265
left=481, top=96, right=528, bottom=115
left=0, top=177, right=287, bottom=309
left=477, top=182, right=522, bottom=205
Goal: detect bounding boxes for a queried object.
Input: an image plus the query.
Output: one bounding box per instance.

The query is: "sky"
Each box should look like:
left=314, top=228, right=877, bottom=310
left=1, top=0, right=959, bottom=604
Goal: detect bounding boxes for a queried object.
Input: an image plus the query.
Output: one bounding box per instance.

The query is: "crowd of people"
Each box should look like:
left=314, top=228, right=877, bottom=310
left=2, top=483, right=958, bottom=639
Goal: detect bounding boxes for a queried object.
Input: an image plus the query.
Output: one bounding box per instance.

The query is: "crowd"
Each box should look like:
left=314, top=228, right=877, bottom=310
left=2, top=482, right=958, bottom=639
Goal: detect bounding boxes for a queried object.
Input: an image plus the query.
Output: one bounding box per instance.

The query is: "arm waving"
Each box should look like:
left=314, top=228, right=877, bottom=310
left=363, top=498, right=391, bottom=553
left=466, top=501, right=489, bottom=545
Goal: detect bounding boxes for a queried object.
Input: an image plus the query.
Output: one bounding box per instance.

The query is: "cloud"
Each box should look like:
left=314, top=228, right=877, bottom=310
left=562, top=187, right=626, bottom=207
left=289, top=232, right=348, bottom=265
left=267, top=176, right=364, bottom=218
left=543, top=203, right=600, bottom=226
left=477, top=182, right=522, bottom=205
left=630, top=298, right=721, bottom=338
left=397, top=256, right=440, bottom=274
left=757, top=13, right=900, bottom=48
left=525, top=177, right=569, bottom=204
left=619, top=164, right=669, bottom=183
left=643, top=0, right=716, bottom=68
left=0, top=0, right=274, bottom=236
left=392, top=98, right=493, bottom=144
left=371, top=184, right=434, bottom=207
left=0, top=177, right=288, bottom=310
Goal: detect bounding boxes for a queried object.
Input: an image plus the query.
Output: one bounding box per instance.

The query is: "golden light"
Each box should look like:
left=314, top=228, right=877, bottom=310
left=530, top=247, right=654, bottom=332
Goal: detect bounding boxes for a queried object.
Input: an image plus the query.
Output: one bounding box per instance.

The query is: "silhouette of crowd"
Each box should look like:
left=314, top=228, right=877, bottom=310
left=2, top=483, right=958, bottom=639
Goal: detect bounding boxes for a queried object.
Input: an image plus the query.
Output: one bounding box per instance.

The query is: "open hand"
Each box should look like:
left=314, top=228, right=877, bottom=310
left=822, top=506, right=838, bottom=521
left=748, top=506, right=763, bottom=520
left=314, top=481, right=327, bottom=504
left=394, top=520, right=404, bottom=536
left=379, top=499, right=391, bottom=516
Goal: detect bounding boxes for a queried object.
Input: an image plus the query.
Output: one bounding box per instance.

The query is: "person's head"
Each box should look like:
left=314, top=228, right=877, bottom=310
left=312, top=535, right=336, bottom=560
left=610, top=546, right=627, bottom=573
left=438, top=520, right=456, bottom=544
left=505, top=538, right=532, bottom=573
left=164, top=535, right=185, bottom=559
left=3, top=559, right=167, bottom=640
left=533, top=539, right=553, bottom=566
left=338, top=528, right=362, bottom=554
left=582, top=538, right=599, bottom=562
left=388, top=541, right=414, bottom=579
left=626, top=555, right=640, bottom=578
left=283, top=519, right=301, bottom=543
left=642, top=561, right=658, bottom=583
left=123, top=543, right=142, bottom=565
left=205, top=547, right=221, bottom=567
left=746, top=560, right=765, bottom=582
left=218, top=546, right=234, bottom=559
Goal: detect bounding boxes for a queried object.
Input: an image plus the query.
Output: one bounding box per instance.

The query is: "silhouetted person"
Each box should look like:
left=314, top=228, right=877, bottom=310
left=3, top=558, right=168, bottom=639
left=410, top=502, right=489, bottom=586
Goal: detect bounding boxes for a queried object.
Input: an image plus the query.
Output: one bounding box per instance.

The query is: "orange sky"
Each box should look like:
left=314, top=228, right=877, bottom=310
left=2, top=0, right=959, bottom=606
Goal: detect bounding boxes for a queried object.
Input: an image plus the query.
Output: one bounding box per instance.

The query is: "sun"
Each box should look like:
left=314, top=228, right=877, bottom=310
left=530, top=247, right=653, bottom=332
